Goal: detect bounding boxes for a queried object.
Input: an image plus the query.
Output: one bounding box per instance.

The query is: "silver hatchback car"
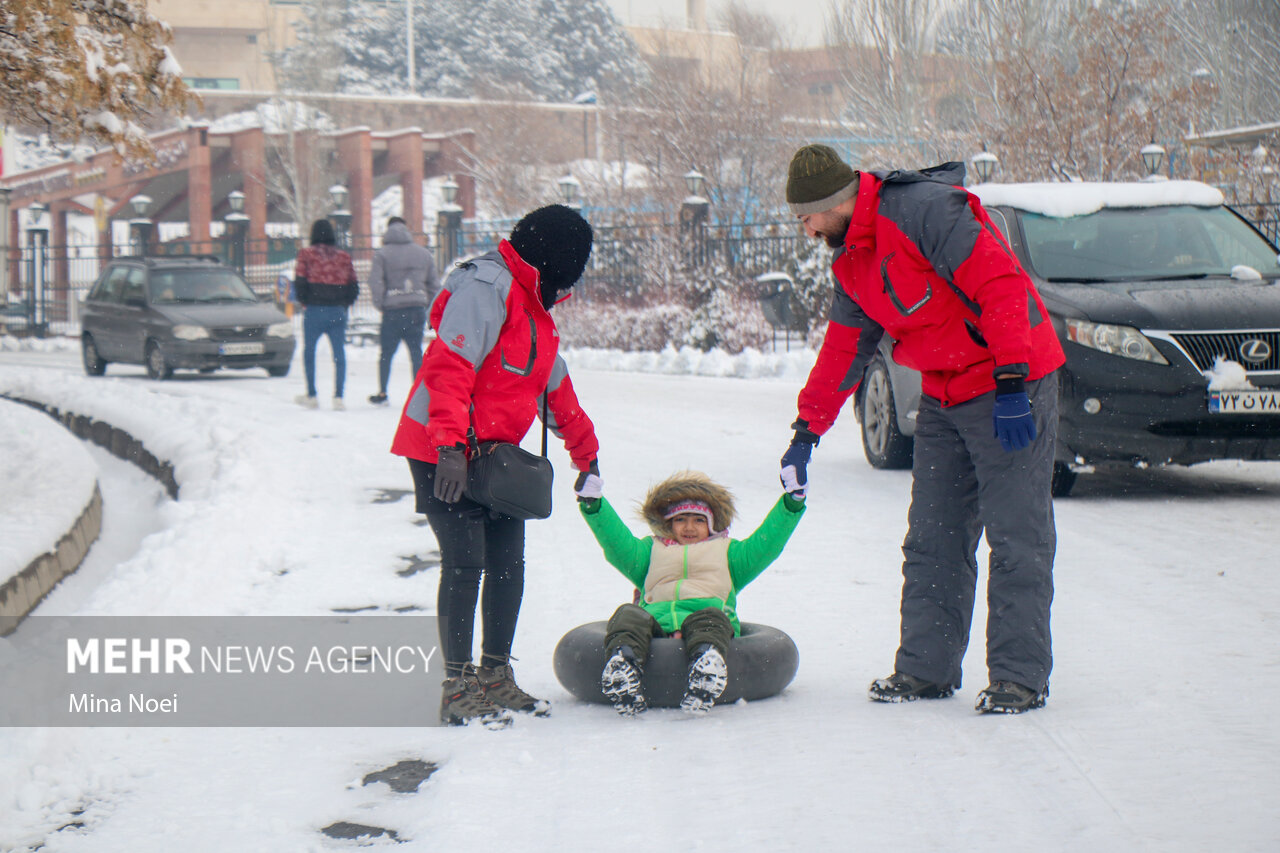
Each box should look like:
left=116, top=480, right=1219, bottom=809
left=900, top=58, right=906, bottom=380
left=81, top=256, right=295, bottom=380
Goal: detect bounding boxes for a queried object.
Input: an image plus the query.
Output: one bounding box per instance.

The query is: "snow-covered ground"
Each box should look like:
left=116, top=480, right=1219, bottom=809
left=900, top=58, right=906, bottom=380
left=1, top=338, right=1279, bottom=852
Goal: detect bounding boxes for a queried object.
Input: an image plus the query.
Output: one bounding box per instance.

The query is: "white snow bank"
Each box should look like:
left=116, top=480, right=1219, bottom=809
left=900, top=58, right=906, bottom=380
left=0, top=400, right=98, bottom=578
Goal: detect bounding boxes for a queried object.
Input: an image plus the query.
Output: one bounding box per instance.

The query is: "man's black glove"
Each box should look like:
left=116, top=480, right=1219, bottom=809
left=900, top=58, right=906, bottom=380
left=574, top=459, right=603, bottom=502
left=779, top=420, right=820, bottom=497
left=433, top=446, right=467, bottom=503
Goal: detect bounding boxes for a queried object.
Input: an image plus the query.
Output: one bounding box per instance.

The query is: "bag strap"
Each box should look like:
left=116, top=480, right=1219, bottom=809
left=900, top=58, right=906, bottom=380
left=466, top=402, right=549, bottom=459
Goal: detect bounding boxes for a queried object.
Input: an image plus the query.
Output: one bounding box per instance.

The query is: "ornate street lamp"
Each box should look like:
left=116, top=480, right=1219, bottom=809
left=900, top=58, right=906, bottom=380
left=558, top=174, right=581, bottom=210
left=25, top=201, right=50, bottom=335
left=128, top=194, right=153, bottom=258
left=225, top=190, right=249, bottom=273
left=970, top=149, right=999, bottom=184
left=329, top=184, right=352, bottom=249
left=681, top=168, right=709, bottom=231
left=1141, top=142, right=1166, bottom=179
left=436, top=177, right=463, bottom=269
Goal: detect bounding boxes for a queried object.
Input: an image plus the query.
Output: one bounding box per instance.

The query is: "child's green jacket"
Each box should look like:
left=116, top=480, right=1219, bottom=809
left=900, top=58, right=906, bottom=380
left=578, top=493, right=805, bottom=635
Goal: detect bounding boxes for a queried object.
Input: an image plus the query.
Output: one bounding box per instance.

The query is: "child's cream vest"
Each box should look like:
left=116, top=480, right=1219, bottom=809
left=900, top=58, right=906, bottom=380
left=642, top=538, right=733, bottom=604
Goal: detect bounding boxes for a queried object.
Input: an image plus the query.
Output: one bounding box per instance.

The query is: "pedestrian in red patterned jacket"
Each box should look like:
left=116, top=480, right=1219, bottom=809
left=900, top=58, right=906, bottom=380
left=777, top=145, right=1066, bottom=714
left=293, top=218, right=358, bottom=410
left=392, top=204, right=602, bottom=727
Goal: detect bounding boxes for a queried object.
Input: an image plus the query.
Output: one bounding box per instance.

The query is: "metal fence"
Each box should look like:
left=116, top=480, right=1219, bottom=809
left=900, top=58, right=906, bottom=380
left=1, top=220, right=809, bottom=337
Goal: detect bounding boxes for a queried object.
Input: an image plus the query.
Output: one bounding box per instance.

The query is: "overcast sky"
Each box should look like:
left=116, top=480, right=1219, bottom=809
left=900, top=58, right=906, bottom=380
left=607, top=0, right=829, bottom=48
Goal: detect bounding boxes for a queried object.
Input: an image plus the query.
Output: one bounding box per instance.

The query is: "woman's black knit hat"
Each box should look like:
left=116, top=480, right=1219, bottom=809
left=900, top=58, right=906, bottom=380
left=310, top=218, right=337, bottom=246
left=508, top=204, right=594, bottom=304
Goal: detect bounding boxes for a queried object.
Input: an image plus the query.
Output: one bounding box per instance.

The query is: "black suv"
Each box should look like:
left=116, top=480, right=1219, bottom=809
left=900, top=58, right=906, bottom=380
left=855, top=179, right=1280, bottom=496
left=80, top=256, right=295, bottom=379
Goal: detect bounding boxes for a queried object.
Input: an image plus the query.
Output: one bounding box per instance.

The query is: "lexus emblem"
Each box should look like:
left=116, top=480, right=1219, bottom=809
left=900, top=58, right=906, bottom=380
left=1239, top=338, right=1272, bottom=364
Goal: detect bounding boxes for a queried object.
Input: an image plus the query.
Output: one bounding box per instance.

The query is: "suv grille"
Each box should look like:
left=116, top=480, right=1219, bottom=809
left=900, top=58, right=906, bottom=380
left=209, top=326, right=265, bottom=342
left=1169, top=331, right=1280, bottom=372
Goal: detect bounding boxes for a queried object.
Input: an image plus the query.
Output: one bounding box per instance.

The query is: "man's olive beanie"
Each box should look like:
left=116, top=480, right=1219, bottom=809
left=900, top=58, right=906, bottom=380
left=786, top=144, right=858, bottom=216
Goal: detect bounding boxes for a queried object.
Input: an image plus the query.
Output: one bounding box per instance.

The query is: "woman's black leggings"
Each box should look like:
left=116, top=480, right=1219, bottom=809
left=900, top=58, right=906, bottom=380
left=410, top=459, right=526, bottom=677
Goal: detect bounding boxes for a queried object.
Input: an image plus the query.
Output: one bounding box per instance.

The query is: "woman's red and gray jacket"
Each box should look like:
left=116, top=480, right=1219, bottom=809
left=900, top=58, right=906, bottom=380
left=390, top=239, right=599, bottom=470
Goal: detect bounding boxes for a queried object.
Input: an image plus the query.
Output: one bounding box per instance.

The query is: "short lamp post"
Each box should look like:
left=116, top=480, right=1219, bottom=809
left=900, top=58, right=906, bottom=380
left=129, top=194, right=153, bottom=258
left=0, top=186, right=11, bottom=303
left=681, top=168, right=709, bottom=230
left=970, top=149, right=999, bottom=184
left=329, top=183, right=352, bottom=250
left=224, top=189, right=249, bottom=274
left=435, top=177, right=462, bottom=269
left=558, top=173, right=582, bottom=212
left=25, top=201, right=49, bottom=336
left=1141, top=142, right=1167, bottom=181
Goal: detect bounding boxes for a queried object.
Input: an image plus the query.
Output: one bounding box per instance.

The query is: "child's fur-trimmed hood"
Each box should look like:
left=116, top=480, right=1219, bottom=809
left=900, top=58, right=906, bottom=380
left=640, top=471, right=737, bottom=537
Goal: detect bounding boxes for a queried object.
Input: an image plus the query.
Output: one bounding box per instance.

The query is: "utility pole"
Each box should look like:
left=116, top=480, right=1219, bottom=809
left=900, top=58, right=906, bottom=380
left=406, top=0, right=414, bottom=92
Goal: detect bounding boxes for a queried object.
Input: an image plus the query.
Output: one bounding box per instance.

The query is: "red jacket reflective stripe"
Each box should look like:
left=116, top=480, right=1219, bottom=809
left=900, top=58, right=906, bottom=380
left=390, top=239, right=599, bottom=469
left=798, top=169, right=1065, bottom=434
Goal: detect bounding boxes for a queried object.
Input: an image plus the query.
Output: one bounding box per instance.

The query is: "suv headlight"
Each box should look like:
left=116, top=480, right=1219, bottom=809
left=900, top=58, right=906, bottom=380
left=172, top=324, right=210, bottom=341
left=1065, top=319, right=1168, bottom=364
left=267, top=322, right=293, bottom=338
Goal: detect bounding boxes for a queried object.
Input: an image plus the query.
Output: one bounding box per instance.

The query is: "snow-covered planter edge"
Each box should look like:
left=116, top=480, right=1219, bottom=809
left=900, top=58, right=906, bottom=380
left=0, top=395, right=180, bottom=636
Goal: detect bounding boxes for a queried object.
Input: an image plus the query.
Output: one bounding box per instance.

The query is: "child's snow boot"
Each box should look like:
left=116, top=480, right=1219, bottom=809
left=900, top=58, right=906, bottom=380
left=440, top=665, right=514, bottom=729
left=679, top=643, right=728, bottom=715
left=477, top=661, right=550, bottom=717
left=600, top=644, right=647, bottom=716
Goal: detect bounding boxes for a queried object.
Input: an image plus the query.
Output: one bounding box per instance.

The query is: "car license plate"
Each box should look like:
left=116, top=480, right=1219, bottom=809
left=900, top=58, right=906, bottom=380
left=1207, top=389, right=1280, bottom=414
left=220, top=342, right=264, bottom=356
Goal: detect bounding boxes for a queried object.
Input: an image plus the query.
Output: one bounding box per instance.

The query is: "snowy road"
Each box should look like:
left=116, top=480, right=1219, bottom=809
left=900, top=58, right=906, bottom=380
left=1, top=341, right=1278, bottom=852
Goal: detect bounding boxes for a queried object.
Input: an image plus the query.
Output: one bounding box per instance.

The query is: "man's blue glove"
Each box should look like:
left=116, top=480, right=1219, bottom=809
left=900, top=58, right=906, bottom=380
left=780, top=420, right=820, bottom=497
left=992, top=378, right=1036, bottom=452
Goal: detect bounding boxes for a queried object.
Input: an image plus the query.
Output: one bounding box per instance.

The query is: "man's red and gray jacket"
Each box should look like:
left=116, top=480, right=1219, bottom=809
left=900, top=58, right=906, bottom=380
left=391, top=239, right=598, bottom=469
left=797, top=162, right=1065, bottom=435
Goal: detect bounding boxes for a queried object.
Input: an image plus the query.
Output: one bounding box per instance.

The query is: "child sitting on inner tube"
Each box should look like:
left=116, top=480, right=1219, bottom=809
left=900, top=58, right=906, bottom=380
left=575, top=470, right=805, bottom=715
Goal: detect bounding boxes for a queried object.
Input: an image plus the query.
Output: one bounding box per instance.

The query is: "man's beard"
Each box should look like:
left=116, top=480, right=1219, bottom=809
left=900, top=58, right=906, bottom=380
left=821, top=213, right=851, bottom=249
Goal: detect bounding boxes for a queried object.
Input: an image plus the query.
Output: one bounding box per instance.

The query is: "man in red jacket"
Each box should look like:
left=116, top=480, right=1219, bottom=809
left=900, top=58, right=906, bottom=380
left=777, top=144, right=1065, bottom=713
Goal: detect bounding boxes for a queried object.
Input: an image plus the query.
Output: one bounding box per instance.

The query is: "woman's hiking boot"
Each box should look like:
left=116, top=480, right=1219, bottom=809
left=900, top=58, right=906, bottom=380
left=440, top=666, right=514, bottom=729
left=600, top=645, right=647, bottom=716
left=679, top=643, right=728, bottom=715
left=476, top=662, right=551, bottom=717
left=867, top=671, right=954, bottom=703
left=975, top=680, right=1048, bottom=714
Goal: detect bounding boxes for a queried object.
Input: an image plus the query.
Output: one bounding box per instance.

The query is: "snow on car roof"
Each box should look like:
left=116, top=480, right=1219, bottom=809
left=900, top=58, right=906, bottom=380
left=972, top=180, right=1224, bottom=218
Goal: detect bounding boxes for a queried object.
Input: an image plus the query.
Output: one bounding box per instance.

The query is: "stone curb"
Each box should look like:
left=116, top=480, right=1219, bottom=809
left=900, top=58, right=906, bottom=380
left=0, top=395, right=180, bottom=636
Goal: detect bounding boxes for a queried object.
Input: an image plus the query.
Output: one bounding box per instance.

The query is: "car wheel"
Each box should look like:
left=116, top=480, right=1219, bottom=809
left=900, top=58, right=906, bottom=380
left=860, top=355, right=914, bottom=469
left=145, top=341, right=172, bottom=380
left=1051, top=462, right=1078, bottom=498
left=265, top=364, right=290, bottom=378
left=81, top=334, right=107, bottom=376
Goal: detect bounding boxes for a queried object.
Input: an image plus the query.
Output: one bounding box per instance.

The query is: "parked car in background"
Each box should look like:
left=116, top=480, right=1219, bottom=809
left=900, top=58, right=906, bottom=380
left=855, top=179, right=1280, bottom=496
left=80, top=256, right=295, bottom=380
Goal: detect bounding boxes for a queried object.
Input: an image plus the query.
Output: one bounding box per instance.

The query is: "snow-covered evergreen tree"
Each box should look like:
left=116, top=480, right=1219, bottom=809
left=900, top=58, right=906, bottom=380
left=276, top=0, right=647, bottom=102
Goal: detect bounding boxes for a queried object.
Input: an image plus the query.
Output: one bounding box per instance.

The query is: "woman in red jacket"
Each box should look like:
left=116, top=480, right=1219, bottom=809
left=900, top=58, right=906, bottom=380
left=392, top=204, right=601, bottom=727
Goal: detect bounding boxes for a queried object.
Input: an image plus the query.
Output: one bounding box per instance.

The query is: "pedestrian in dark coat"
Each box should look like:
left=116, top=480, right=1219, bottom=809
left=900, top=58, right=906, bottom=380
left=777, top=144, right=1066, bottom=714
left=367, top=216, right=437, bottom=405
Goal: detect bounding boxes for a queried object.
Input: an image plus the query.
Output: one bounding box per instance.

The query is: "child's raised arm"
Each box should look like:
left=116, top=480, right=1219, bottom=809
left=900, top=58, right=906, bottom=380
left=726, top=493, right=806, bottom=589
left=579, top=497, right=652, bottom=588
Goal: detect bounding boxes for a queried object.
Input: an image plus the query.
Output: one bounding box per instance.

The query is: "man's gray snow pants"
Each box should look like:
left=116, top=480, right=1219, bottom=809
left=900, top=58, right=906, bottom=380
left=894, top=372, right=1058, bottom=693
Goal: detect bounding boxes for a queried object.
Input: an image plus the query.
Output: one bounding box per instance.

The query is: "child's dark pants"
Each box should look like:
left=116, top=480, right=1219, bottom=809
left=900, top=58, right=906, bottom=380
left=605, top=603, right=733, bottom=661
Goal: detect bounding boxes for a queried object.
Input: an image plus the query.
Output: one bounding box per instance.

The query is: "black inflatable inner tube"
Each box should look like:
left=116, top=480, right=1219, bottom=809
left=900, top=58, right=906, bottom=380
left=553, top=621, right=798, bottom=707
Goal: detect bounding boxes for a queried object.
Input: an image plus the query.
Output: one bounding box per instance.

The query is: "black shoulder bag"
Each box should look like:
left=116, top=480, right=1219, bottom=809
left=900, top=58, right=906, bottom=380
left=463, top=399, right=554, bottom=520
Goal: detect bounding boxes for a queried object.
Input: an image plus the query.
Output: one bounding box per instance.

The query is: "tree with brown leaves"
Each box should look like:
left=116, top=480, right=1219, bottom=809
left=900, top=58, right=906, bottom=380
left=0, top=0, right=195, bottom=161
